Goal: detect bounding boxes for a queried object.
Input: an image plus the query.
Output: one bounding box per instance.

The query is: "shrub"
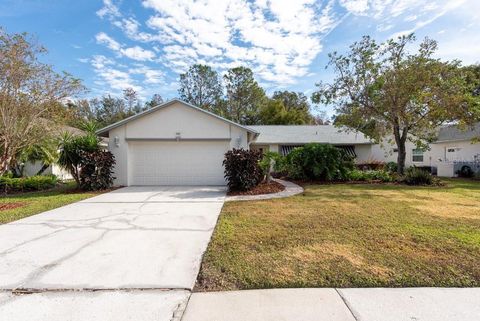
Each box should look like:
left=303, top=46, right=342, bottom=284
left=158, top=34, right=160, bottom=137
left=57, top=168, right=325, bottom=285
left=403, top=167, right=433, bottom=185
left=0, top=175, right=57, bottom=193
left=58, top=131, right=100, bottom=186
left=259, top=152, right=287, bottom=180
left=347, top=169, right=394, bottom=182
left=79, top=150, right=116, bottom=191
left=457, top=165, right=474, bottom=178
left=385, top=162, right=398, bottom=174
left=58, top=128, right=116, bottom=191
left=223, top=148, right=262, bottom=191
left=285, top=143, right=353, bottom=181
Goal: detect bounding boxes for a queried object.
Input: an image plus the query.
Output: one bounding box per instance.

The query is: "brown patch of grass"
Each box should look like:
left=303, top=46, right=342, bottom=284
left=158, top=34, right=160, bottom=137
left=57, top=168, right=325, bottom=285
left=197, top=178, right=480, bottom=290
left=0, top=202, right=26, bottom=211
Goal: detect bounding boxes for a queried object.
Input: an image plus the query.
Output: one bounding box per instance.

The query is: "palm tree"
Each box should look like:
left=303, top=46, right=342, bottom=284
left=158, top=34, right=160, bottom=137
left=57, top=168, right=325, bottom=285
left=57, top=122, right=100, bottom=185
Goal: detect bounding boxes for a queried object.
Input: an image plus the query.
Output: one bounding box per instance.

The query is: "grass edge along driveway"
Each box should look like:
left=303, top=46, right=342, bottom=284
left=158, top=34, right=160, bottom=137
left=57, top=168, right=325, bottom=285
left=0, top=182, right=101, bottom=224
left=197, top=179, right=480, bottom=290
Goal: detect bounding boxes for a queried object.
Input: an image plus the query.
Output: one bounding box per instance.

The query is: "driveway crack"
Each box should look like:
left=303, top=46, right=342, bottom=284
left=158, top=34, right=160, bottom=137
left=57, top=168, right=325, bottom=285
left=14, top=230, right=110, bottom=290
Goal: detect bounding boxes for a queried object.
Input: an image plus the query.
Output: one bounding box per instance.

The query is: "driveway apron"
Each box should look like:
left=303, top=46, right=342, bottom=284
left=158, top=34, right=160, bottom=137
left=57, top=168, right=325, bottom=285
left=0, top=186, right=226, bottom=321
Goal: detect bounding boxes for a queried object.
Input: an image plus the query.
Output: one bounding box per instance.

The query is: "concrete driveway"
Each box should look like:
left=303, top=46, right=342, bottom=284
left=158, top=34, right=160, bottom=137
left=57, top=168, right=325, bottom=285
left=0, top=186, right=226, bottom=321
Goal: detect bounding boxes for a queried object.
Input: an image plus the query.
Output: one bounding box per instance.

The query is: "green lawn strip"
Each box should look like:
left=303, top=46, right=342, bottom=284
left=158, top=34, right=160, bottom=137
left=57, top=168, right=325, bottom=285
left=0, top=182, right=97, bottom=224
left=197, top=179, right=480, bottom=290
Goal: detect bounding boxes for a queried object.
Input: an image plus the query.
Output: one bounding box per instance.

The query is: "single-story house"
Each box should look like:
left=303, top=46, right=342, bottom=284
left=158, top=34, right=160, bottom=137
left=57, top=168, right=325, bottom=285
left=98, top=99, right=480, bottom=186
left=97, top=99, right=258, bottom=186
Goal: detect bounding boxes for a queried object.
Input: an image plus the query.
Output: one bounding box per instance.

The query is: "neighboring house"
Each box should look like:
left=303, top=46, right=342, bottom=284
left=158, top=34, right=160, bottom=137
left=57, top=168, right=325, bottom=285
left=23, top=162, right=72, bottom=180
left=250, top=124, right=480, bottom=176
left=248, top=125, right=372, bottom=160
left=23, top=124, right=85, bottom=180
left=98, top=99, right=480, bottom=186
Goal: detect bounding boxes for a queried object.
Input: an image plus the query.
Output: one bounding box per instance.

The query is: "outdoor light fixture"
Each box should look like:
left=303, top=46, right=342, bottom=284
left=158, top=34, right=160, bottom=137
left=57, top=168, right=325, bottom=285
left=114, top=136, right=119, bottom=147
left=175, top=132, right=181, bottom=141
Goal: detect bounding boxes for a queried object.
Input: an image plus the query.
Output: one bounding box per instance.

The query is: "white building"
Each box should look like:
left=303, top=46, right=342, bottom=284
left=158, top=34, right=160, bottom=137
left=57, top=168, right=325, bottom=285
left=249, top=124, right=480, bottom=177
left=96, top=100, right=480, bottom=186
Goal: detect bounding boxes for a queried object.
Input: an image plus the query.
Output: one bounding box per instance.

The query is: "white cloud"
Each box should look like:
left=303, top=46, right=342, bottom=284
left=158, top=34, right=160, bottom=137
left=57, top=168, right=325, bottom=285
left=95, top=32, right=121, bottom=51
left=95, top=32, right=156, bottom=61
left=96, top=0, right=120, bottom=18
left=121, top=46, right=156, bottom=61
left=339, top=0, right=369, bottom=15
left=129, top=65, right=164, bottom=84
left=90, top=55, right=141, bottom=92
left=92, top=0, right=477, bottom=92
left=138, top=0, right=339, bottom=85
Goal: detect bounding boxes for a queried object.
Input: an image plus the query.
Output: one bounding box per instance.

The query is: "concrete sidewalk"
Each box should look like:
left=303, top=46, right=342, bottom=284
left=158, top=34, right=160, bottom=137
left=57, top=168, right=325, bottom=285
left=181, top=288, right=480, bottom=321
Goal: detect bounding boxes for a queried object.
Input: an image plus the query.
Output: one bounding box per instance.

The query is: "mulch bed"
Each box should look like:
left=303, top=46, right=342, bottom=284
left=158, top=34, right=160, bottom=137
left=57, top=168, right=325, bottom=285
left=0, top=202, right=26, bottom=211
left=227, top=181, right=285, bottom=196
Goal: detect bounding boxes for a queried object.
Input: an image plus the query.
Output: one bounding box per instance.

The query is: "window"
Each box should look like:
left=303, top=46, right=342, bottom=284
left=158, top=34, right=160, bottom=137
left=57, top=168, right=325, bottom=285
left=393, top=148, right=398, bottom=153
left=412, top=148, right=424, bottom=162
left=280, top=145, right=304, bottom=156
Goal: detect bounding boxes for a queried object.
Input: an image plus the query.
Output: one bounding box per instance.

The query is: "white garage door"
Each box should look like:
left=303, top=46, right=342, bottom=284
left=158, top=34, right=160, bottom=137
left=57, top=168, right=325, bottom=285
left=129, top=141, right=229, bottom=185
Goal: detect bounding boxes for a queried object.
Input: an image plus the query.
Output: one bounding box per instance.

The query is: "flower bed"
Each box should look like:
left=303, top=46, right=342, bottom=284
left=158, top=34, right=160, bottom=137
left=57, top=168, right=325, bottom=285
left=227, top=180, right=285, bottom=196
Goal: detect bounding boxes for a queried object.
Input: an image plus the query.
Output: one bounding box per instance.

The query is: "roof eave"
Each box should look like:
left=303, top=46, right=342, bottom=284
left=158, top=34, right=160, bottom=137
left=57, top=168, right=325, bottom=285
left=96, top=99, right=258, bottom=136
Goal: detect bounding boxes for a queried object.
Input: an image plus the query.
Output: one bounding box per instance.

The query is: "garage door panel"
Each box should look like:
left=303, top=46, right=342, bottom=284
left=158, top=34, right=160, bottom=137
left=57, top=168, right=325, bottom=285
left=129, top=141, right=228, bottom=185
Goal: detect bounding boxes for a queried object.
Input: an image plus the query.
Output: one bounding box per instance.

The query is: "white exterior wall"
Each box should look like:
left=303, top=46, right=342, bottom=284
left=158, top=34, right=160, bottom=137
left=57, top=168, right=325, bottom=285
left=23, top=162, right=53, bottom=177
left=250, top=134, right=479, bottom=178
left=109, top=125, right=129, bottom=186
left=432, top=140, right=480, bottom=162
left=107, top=102, right=251, bottom=186
left=368, top=140, right=436, bottom=168
left=23, top=162, right=71, bottom=180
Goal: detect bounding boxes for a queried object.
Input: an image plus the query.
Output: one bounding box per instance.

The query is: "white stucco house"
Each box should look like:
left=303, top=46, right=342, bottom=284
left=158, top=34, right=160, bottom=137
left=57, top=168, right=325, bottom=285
left=97, top=99, right=258, bottom=186
left=97, top=99, right=480, bottom=186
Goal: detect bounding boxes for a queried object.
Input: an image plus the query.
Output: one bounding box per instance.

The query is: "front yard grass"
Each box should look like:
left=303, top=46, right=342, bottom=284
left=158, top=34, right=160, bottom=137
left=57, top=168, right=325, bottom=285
left=197, top=179, right=480, bottom=290
left=0, top=182, right=99, bottom=224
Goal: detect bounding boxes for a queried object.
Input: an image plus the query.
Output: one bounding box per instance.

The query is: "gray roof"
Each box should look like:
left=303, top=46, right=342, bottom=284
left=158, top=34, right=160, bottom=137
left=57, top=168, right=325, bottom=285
left=435, top=123, right=480, bottom=143
left=96, top=99, right=259, bottom=136
left=250, top=125, right=372, bottom=145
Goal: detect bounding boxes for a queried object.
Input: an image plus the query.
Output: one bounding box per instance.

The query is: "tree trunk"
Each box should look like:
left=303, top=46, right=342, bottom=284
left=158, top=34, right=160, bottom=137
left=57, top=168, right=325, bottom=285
left=0, top=154, right=12, bottom=176
left=393, top=124, right=407, bottom=175
left=397, top=142, right=406, bottom=175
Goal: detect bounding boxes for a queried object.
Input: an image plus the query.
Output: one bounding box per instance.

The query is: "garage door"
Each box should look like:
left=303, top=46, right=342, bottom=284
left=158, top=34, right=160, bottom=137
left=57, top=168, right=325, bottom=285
left=129, top=141, right=229, bottom=185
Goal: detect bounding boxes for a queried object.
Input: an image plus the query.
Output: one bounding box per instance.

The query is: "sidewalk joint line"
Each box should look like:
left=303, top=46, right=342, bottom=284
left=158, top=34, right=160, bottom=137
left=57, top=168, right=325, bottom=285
left=335, top=288, right=360, bottom=321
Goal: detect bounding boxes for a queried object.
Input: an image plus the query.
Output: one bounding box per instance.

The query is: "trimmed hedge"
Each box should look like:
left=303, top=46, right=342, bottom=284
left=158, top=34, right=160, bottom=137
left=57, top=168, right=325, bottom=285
left=0, top=175, right=57, bottom=193
left=285, top=143, right=353, bottom=181
left=223, top=148, right=262, bottom=191
left=347, top=169, right=394, bottom=182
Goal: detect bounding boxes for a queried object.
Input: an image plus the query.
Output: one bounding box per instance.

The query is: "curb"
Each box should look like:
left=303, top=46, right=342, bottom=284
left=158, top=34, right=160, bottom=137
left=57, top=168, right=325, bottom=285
left=225, top=179, right=304, bottom=202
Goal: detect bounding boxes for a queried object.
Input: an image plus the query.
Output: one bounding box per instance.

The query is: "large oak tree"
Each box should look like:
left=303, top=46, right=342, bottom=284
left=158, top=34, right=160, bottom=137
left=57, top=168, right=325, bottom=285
left=312, top=34, right=479, bottom=174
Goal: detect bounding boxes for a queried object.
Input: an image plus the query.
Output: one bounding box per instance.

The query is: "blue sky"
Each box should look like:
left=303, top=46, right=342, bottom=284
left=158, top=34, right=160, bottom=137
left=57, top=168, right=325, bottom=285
left=1, top=0, right=479, bottom=115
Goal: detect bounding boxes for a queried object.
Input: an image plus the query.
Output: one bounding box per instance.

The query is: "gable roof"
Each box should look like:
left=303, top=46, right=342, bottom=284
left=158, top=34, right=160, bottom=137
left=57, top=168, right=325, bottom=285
left=249, top=125, right=372, bottom=145
left=435, top=122, right=480, bottom=143
left=96, top=99, right=259, bottom=136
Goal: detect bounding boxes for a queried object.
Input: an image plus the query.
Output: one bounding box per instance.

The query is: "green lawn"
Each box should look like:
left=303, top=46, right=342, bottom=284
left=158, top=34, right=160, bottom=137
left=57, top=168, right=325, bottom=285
left=0, top=182, right=99, bottom=224
left=197, top=179, right=480, bottom=290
